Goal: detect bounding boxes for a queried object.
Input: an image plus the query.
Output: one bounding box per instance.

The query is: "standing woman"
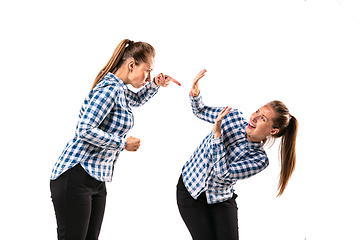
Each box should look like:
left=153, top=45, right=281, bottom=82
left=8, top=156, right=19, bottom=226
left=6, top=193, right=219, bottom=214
left=177, top=70, right=298, bottom=240
left=50, top=39, right=180, bottom=240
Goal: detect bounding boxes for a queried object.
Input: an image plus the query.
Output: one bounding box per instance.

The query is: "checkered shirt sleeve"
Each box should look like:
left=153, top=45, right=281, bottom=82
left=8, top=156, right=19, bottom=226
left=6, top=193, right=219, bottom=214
left=210, top=136, right=268, bottom=180
left=77, top=82, right=124, bottom=150
left=190, top=94, right=223, bottom=124
left=125, top=80, right=159, bottom=107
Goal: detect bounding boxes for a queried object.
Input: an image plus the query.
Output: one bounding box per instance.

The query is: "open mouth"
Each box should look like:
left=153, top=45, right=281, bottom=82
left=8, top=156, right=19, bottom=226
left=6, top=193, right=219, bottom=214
left=248, top=122, right=256, bottom=129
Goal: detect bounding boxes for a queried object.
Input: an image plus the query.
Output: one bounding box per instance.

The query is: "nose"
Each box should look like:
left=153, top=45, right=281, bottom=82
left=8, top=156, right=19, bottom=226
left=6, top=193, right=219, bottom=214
left=251, top=113, right=260, bottom=123
left=145, top=74, right=151, bottom=82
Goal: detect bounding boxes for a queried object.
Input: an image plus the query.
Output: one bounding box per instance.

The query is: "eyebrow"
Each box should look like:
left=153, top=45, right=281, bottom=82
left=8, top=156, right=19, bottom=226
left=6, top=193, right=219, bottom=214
left=259, top=109, right=268, bottom=121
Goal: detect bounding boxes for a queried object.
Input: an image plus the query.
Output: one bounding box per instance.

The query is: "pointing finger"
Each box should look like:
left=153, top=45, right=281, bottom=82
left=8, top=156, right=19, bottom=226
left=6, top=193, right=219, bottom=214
left=171, top=78, right=181, bottom=86
left=165, top=76, right=181, bottom=86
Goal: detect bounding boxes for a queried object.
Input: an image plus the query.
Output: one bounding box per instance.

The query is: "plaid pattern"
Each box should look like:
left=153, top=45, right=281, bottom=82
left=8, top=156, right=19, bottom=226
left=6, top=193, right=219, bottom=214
left=182, top=94, right=269, bottom=204
left=51, top=73, right=159, bottom=182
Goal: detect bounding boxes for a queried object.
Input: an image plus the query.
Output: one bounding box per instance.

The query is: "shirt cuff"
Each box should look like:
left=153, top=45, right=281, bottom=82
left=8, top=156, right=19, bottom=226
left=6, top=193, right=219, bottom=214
left=189, top=92, right=201, bottom=100
left=190, top=93, right=204, bottom=110
left=211, top=136, right=225, bottom=163
left=150, top=79, right=161, bottom=89
left=119, top=137, right=127, bottom=151
left=212, top=136, right=222, bottom=145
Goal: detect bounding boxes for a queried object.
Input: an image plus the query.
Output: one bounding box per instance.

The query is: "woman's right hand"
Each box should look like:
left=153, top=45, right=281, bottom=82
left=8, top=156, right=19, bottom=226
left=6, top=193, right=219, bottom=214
left=125, top=136, right=141, bottom=151
left=190, top=69, right=207, bottom=97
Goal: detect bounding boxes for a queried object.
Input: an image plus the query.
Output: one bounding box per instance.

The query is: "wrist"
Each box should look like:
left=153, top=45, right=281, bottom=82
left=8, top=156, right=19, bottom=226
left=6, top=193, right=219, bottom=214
left=153, top=77, right=159, bottom=86
left=213, top=128, right=222, bottom=138
left=214, top=133, right=221, bottom=139
left=213, top=122, right=221, bottom=138
left=191, top=90, right=200, bottom=98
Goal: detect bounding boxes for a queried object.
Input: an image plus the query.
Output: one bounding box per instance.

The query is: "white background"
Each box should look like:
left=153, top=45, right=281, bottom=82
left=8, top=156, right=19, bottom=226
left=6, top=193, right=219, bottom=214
left=1, top=0, right=359, bottom=239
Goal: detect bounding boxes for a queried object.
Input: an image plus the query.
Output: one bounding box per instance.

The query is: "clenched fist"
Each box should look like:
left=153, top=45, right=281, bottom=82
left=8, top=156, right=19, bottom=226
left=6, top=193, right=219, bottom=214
left=125, top=136, right=141, bottom=152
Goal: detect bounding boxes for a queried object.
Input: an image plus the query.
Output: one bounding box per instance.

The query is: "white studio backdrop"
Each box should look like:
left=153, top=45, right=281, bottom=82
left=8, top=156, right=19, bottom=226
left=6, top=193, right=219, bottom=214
left=1, top=0, right=359, bottom=239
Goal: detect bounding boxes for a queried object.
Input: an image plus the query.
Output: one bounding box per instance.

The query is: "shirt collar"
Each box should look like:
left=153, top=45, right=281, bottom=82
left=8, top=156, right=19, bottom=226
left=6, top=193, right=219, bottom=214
left=245, top=137, right=263, bottom=150
left=104, top=72, right=128, bottom=91
left=228, top=132, right=263, bottom=150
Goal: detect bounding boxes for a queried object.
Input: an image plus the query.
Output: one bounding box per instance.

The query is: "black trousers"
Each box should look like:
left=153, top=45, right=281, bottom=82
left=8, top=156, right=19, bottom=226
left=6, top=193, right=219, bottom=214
left=177, top=175, right=239, bottom=240
left=50, top=164, right=107, bottom=240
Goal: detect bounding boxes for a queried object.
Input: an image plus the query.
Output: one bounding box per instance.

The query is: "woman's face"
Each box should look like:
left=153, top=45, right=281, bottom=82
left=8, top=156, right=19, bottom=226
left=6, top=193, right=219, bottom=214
left=129, top=56, right=155, bottom=89
left=246, top=104, right=279, bottom=143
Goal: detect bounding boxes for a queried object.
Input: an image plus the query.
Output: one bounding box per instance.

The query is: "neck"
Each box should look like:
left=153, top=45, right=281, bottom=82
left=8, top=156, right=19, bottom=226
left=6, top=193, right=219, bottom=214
left=246, top=134, right=262, bottom=143
left=114, top=67, right=130, bottom=84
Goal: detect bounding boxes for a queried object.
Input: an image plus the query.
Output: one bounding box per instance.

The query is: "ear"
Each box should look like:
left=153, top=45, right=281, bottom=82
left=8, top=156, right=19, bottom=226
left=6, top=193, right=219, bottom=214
left=128, top=59, right=136, bottom=72
left=270, top=128, right=279, bottom=136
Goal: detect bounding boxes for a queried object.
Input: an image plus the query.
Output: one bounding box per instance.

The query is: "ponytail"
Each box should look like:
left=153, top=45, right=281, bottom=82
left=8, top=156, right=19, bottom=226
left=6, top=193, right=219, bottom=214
left=91, top=39, right=155, bottom=90
left=267, top=101, right=298, bottom=197
left=91, top=39, right=132, bottom=90
left=277, top=115, right=298, bottom=197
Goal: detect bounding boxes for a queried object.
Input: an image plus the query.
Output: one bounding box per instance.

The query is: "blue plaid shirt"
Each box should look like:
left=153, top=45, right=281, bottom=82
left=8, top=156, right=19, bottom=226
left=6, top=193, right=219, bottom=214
left=51, top=72, right=159, bottom=182
left=182, top=94, right=269, bottom=204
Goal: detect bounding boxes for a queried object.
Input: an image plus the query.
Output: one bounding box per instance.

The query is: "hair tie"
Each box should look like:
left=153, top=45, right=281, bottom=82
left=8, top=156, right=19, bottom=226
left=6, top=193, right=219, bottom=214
left=285, top=114, right=292, bottom=128
left=127, top=41, right=134, bottom=47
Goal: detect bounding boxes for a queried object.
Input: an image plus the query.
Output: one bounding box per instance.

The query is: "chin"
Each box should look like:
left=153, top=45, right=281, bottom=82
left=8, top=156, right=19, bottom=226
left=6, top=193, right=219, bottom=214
left=245, top=127, right=253, bottom=135
left=135, top=84, right=144, bottom=89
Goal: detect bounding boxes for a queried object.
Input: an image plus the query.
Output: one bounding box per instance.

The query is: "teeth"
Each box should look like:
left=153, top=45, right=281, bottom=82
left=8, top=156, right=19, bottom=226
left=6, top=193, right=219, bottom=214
left=250, top=122, right=256, bottom=128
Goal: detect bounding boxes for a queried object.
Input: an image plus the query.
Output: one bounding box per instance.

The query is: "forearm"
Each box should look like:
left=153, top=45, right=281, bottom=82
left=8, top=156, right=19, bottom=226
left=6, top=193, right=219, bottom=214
left=190, top=93, right=205, bottom=115
left=190, top=94, right=223, bottom=124
left=212, top=145, right=268, bottom=181
left=127, top=80, right=160, bottom=107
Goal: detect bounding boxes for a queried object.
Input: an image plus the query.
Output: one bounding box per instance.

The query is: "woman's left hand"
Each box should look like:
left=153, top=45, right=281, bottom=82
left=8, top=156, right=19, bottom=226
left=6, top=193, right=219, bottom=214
left=154, top=73, right=181, bottom=87
left=213, top=106, right=232, bottom=139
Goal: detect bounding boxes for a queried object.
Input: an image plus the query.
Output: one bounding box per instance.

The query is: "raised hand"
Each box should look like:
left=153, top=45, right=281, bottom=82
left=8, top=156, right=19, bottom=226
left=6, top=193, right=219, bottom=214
left=125, top=136, right=141, bottom=152
left=190, top=69, right=207, bottom=97
left=213, top=106, right=232, bottom=139
left=154, top=73, right=181, bottom=87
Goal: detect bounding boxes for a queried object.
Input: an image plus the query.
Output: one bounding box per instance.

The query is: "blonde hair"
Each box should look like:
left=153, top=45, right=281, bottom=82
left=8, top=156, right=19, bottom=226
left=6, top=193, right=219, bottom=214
left=266, top=100, right=298, bottom=197
left=91, top=39, right=155, bottom=90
